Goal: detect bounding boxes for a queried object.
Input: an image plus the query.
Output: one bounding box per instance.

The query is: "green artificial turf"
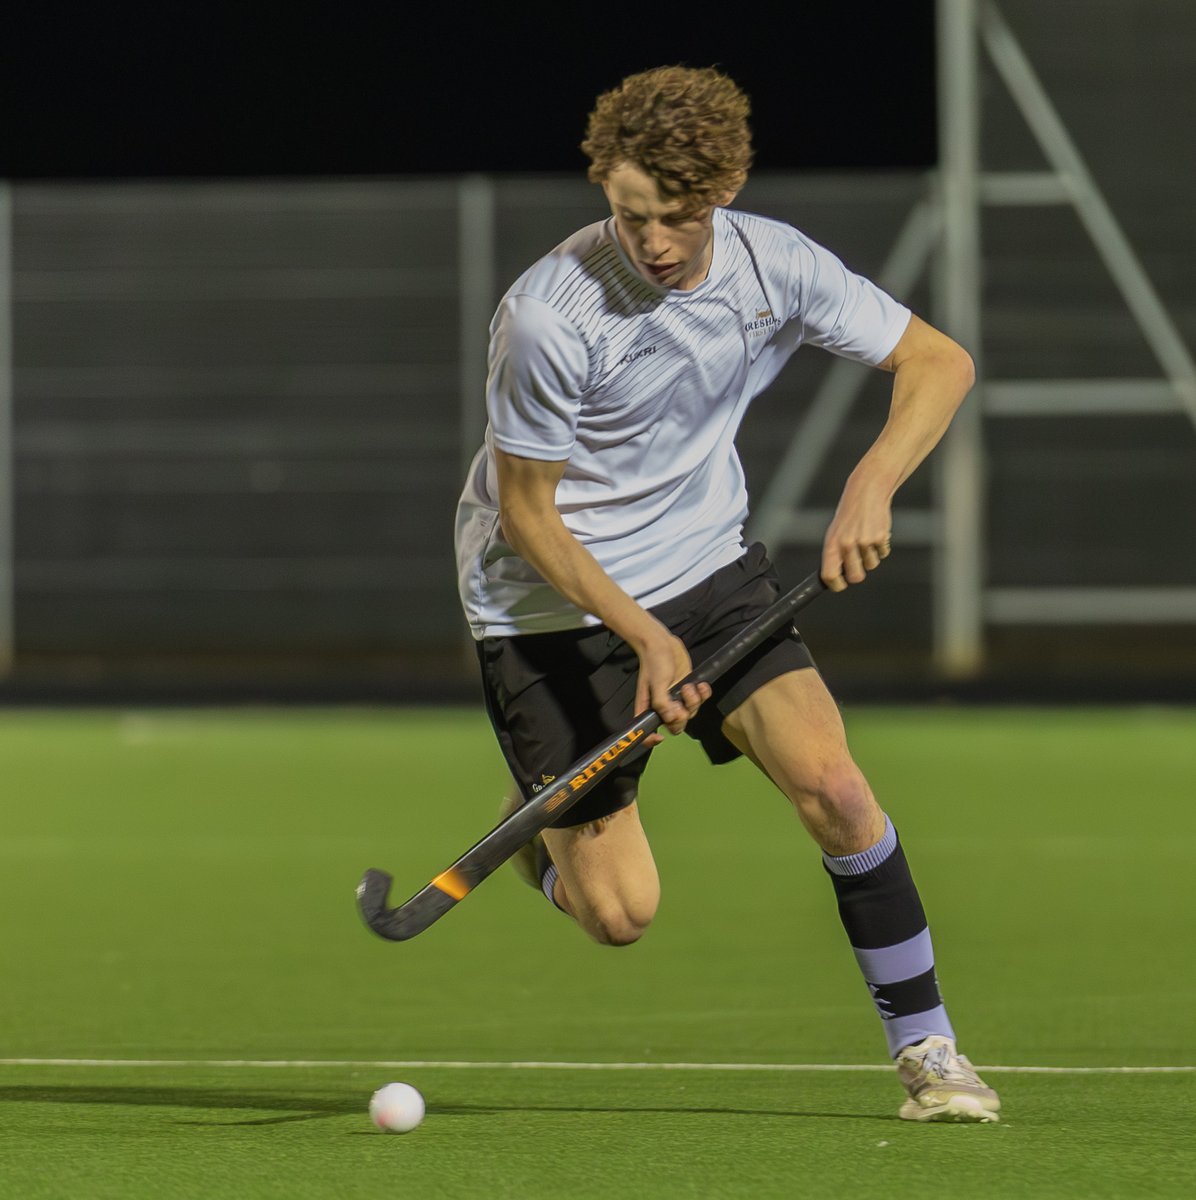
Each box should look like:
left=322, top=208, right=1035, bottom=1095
left=1, top=707, right=1194, bottom=1198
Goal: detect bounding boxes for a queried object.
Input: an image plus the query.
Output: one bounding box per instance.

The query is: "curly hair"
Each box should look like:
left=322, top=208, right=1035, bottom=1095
left=581, top=66, right=753, bottom=207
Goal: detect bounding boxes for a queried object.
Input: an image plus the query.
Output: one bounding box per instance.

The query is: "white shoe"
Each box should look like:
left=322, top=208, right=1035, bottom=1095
left=896, top=1035, right=1001, bottom=1123
left=498, top=791, right=544, bottom=891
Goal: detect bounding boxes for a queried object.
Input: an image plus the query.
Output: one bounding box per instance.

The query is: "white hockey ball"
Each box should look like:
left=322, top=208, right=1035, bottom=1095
left=369, top=1082, right=425, bottom=1133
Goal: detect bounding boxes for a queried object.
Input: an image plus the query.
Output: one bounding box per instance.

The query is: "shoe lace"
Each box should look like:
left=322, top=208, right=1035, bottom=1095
left=919, top=1043, right=980, bottom=1085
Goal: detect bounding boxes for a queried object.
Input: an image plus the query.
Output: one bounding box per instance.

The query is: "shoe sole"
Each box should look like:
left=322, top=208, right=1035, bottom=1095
left=899, top=1094, right=1001, bottom=1123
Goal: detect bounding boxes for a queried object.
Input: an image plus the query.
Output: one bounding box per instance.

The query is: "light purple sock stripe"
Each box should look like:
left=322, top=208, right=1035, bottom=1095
left=541, top=864, right=560, bottom=907
left=884, top=1005, right=956, bottom=1059
left=822, top=815, right=897, bottom=876
left=852, top=927, right=935, bottom=985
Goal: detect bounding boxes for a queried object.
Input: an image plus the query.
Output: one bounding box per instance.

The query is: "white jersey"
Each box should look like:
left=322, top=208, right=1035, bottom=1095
left=456, top=207, right=910, bottom=638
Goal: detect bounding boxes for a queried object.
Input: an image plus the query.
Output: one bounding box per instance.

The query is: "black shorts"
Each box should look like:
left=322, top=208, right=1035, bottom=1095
left=476, top=542, right=816, bottom=827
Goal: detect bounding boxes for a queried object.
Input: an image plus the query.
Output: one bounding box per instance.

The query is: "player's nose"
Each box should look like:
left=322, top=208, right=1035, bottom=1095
left=640, top=221, right=667, bottom=257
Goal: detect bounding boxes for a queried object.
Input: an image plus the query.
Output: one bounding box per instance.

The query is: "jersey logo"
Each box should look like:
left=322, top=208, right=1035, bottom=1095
left=618, top=344, right=657, bottom=367
left=744, top=307, right=781, bottom=338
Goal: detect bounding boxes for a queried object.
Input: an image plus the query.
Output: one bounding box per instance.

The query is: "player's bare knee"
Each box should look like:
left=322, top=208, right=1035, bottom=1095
left=830, top=762, right=876, bottom=820
left=792, top=761, right=878, bottom=845
left=586, top=913, right=648, bottom=947
left=583, top=897, right=656, bottom=947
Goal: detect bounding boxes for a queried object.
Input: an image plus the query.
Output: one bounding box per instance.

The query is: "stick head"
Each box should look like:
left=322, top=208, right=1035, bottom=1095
left=357, top=869, right=460, bottom=941
left=356, top=869, right=396, bottom=930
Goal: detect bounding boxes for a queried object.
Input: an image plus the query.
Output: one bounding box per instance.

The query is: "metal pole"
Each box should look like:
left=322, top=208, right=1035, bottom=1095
left=933, top=0, right=986, bottom=677
left=980, top=0, right=1196, bottom=429
left=458, top=174, right=496, bottom=479
left=0, top=182, right=14, bottom=677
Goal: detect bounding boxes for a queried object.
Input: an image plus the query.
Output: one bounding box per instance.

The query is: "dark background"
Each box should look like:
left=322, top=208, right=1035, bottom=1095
left=5, top=0, right=1195, bottom=702
left=4, top=1, right=937, bottom=179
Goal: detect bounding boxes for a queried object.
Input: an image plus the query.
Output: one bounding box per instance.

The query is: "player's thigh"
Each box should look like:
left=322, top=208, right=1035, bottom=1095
left=541, top=801, right=660, bottom=919
left=721, top=667, right=852, bottom=788
left=721, top=670, right=882, bottom=849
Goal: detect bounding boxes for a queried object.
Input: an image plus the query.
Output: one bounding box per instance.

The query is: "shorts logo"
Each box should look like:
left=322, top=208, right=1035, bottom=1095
left=744, top=307, right=781, bottom=338
left=530, top=774, right=556, bottom=794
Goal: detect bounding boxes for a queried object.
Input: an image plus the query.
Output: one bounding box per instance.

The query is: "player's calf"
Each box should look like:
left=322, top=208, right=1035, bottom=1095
left=502, top=791, right=660, bottom=946
left=543, top=806, right=661, bottom=947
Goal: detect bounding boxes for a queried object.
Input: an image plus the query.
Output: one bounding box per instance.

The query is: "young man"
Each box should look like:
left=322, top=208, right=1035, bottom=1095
left=455, top=66, right=999, bottom=1123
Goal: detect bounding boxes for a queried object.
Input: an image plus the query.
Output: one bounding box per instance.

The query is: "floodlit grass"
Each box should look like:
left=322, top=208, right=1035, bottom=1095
left=1, top=707, right=1193, bottom=1198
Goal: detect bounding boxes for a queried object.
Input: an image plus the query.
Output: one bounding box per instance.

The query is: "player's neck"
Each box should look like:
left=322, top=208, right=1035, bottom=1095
left=674, top=234, right=716, bottom=292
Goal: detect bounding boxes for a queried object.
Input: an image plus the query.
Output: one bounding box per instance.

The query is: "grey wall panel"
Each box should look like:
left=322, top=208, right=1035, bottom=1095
left=5, top=3, right=1195, bottom=690
left=11, top=181, right=466, bottom=676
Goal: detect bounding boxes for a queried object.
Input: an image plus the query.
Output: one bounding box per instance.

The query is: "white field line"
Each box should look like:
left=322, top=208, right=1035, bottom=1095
left=0, top=1058, right=1192, bottom=1075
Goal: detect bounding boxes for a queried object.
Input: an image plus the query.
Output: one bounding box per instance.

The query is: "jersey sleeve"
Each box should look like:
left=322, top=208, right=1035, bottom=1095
left=788, top=231, right=910, bottom=365
left=486, top=294, right=589, bottom=461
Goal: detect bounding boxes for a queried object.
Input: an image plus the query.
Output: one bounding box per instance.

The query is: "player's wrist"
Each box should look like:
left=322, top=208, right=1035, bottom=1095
left=842, top=461, right=899, bottom=504
left=619, top=614, right=673, bottom=659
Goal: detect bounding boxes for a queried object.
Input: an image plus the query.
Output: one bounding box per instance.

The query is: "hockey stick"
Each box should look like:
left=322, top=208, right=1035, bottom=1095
left=357, top=568, right=828, bottom=941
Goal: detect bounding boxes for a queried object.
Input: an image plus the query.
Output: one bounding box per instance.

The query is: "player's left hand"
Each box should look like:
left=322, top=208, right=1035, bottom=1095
left=821, top=490, right=893, bottom=593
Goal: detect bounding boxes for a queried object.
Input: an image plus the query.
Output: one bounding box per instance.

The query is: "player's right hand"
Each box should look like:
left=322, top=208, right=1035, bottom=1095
left=632, top=623, right=711, bottom=739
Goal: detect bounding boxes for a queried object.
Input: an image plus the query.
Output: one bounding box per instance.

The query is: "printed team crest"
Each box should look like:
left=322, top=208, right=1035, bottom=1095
left=744, top=307, right=781, bottom=338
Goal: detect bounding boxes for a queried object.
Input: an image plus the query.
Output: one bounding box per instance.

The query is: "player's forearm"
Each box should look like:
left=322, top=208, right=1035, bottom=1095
left=499, top=501, right=663, bottom=650
left=853, top=339, right=975, bottom=498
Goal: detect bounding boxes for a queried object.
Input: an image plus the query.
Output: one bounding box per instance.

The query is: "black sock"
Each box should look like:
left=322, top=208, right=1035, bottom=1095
left=823, top=815, right=955, bottom=1057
